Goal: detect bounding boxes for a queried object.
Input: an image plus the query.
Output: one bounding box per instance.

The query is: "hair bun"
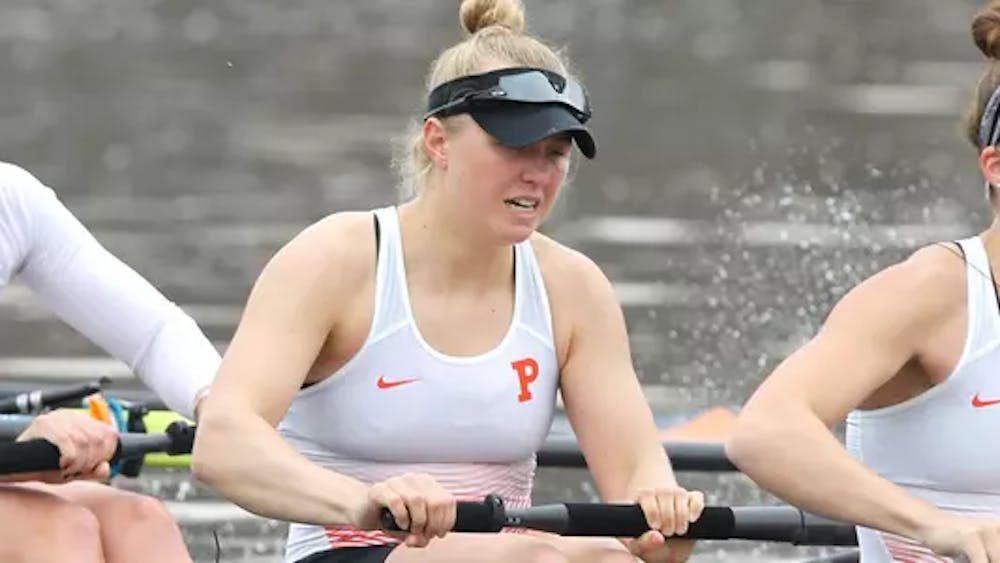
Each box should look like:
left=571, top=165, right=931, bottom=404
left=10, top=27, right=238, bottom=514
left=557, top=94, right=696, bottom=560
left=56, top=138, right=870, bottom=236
left=973, top=1, right=1000, bottom=59
left=459, top=0, right=526, bottom=36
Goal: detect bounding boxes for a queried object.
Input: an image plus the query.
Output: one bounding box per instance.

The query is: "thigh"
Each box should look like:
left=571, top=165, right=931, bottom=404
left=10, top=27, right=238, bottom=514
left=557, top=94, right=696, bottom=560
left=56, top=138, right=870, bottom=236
left=0, top=482, right=103, bottom=562
left=527, top=532, right=638, bottom=562
left=23, top=479, right=162, bottom=519
left=23, top=480, right=117, bottom=507
left=383, top=532, right=566, bottom=563
left=297, top=546, right=398, bottom=563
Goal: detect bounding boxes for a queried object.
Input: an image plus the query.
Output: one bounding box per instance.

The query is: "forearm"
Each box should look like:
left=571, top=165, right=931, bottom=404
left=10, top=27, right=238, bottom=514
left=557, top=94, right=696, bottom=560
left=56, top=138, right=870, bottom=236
left=132, top=307, right=219, bottom=419
left=726, top=407, right=943, bottom=540
left=192, top=407, right=368, bottom=526
left=601, top=444, right=678, bottom=503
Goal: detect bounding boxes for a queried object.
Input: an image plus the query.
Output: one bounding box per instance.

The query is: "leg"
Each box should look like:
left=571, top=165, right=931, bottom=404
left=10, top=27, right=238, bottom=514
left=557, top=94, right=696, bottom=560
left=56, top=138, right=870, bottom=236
left=530, top=533, right=640, bottom=563
left=383, top=532, right=570, bottom=563
left=30, top=481, right=192, bottom=563
left=539, top=534, right=698, bottom=563
left=0, top=482, right=104, bottom=563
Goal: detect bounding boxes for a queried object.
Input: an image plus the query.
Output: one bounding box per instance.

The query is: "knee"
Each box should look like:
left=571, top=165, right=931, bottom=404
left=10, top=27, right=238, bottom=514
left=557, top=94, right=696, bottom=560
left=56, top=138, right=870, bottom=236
left=46, top=502, right=103, bottom=552
left=110, top=491, right=176, bottom=527
left=514, top=542, right=570, bottom=563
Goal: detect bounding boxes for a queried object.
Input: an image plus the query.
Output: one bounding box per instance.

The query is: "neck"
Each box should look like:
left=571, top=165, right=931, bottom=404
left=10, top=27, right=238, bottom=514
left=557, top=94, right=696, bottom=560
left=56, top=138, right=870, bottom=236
left=396, top=193, right=514, bottom=292
left=984, top=216, right=1000, bottom=261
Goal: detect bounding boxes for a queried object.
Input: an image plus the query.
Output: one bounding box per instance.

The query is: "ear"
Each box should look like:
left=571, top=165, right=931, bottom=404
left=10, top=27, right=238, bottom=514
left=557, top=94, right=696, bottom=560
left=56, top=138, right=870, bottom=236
left=422, top=117, right=449, bottom=170
left=980, top=146, right=1000, bottom=187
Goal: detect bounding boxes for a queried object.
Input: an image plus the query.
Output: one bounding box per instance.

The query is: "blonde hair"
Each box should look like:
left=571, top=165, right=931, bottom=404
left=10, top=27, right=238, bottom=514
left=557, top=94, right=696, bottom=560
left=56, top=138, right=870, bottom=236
left=393, top=0, right=575, bottom=198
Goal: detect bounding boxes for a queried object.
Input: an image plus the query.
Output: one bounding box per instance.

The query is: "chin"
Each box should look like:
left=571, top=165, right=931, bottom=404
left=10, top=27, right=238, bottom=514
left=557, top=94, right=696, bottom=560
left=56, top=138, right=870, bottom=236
left=494, top=222, right=536, bottom=245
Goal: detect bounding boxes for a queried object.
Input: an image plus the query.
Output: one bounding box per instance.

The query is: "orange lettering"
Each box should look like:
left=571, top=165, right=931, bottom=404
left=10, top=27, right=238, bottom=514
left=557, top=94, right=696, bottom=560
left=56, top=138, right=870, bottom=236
left=512, top=357, right=539, bottom=403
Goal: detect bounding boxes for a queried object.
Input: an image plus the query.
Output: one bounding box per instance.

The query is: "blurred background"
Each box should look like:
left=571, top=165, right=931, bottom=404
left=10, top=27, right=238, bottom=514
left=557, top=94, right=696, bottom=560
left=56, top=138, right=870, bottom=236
left=0, top=0, right=992, bottom=561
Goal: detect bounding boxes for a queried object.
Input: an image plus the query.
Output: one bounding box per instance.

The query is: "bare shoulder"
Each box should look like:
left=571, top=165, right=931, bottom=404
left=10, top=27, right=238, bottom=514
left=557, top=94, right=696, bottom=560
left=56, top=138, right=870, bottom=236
left=529, top=232, right=613, bottom=301
left=528, top=233, right=623, bottom=360
left=823, top=242, right=966, bottom=333
left=256, top=210, right=377, bottom=305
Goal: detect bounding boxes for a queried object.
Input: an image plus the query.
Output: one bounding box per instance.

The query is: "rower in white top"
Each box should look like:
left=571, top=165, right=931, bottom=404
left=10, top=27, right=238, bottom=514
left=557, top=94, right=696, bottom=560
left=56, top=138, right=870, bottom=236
left=0, top=161, right=220, bottom=563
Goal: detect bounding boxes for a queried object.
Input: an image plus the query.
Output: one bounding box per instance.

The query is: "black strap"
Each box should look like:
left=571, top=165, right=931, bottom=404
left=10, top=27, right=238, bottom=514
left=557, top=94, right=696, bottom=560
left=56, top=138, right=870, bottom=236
left=952, top=240, right=966, bottom=261
left=991, top=258, right=1000, bottom=315
left=301, top=214, right=382, bottom=392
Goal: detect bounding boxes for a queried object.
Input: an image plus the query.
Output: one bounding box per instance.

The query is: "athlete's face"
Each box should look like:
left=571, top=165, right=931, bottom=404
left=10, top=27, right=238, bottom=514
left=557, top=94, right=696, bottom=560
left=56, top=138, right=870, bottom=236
left=432, top=114, right=571, bottom=244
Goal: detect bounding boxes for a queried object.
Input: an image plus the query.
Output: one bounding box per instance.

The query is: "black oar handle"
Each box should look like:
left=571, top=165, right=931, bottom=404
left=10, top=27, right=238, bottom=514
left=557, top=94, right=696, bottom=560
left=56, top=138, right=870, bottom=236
left=380, top=499, right=730, bottom=538
left=0, top=378, right=111, bottom=414
left=380, top=494, right=507, bottom=533
left=381, top=497, right=857, bottom=546
left=0, top=421, right=195, bottom=475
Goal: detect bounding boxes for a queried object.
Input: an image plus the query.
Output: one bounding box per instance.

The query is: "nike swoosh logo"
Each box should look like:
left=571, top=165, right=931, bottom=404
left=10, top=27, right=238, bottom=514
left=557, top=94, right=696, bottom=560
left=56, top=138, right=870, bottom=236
left=972, top=392, right=1000, bottom=408
left=377, top=376, right=418, bottom=390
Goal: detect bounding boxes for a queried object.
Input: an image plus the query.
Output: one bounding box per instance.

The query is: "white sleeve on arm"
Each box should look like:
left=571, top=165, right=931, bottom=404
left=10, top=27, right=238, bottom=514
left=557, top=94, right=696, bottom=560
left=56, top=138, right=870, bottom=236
left=2, top=163, right=220, bottom=419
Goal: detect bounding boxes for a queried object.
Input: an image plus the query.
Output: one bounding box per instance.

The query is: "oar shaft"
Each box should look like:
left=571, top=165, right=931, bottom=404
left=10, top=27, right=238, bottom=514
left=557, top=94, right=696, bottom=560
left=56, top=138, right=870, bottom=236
left=538, top=436, right=736, bottom=472
left=0, top=379, right=109, bottom=415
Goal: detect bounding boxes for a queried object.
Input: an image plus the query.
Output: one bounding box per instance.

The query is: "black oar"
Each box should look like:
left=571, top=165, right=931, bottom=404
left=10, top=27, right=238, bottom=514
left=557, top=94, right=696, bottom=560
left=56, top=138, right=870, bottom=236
left=380, top=495, right=857, bottom=546
left=0, top=378, right=111, bottom=415
left=539, top=436, right=735, bottom=472
left=0, top=421, right=195, bottom=475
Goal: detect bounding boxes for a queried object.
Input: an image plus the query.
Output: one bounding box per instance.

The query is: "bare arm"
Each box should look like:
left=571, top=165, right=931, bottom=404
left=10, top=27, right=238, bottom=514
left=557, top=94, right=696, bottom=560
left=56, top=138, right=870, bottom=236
left=191, top=213, right=370, bottom=526
left=725, top=247, right=959, bottom=541
left=557, top=249, right=677, bottom=502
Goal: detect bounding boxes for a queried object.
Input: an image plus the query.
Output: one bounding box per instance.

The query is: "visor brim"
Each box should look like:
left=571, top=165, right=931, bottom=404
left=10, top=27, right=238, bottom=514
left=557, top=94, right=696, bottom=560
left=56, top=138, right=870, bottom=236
left=469, top=103, right=597, bottom=159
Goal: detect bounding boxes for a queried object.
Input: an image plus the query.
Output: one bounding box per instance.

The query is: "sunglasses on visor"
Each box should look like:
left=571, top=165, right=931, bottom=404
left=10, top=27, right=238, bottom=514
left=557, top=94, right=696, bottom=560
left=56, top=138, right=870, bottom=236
left=425, top=67, right=592, bottom=123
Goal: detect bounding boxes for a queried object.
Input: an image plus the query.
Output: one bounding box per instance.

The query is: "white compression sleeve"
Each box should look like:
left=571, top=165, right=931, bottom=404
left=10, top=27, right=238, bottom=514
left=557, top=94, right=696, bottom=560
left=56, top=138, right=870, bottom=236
left=1, top=163, right=219, bottom=419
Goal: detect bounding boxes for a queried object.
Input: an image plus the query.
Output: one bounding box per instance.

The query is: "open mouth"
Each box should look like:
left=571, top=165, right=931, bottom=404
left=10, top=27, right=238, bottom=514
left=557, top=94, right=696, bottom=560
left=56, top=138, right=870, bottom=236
left=504, top=198, right=539, bottom=210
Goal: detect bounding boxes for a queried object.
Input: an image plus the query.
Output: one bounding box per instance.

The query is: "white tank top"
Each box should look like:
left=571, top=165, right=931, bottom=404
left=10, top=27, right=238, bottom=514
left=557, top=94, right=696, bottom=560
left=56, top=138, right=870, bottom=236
left=278, top=206, right=559, bottom=563
left=846, top=236, right=1000, bottom=562
left=0, top=162, right=218, bottom=419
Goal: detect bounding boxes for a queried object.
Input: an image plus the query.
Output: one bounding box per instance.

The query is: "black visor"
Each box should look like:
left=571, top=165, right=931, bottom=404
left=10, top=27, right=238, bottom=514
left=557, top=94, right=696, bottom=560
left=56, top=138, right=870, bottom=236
left=469, top=103, right=596, bottom=159
left=425, top=67, right=596, bottom=158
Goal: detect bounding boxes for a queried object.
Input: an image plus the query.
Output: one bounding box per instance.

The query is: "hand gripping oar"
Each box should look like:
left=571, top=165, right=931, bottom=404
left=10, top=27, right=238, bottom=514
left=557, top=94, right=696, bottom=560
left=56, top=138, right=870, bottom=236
left=0, top=420, right=196, bottom=475
left=380, top=495, right=858, bottom=546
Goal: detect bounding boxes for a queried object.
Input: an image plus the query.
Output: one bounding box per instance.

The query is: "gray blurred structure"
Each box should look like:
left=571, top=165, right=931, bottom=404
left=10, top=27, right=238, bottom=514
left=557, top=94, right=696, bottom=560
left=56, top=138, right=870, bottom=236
left=0, top=0, right=990, bottom=561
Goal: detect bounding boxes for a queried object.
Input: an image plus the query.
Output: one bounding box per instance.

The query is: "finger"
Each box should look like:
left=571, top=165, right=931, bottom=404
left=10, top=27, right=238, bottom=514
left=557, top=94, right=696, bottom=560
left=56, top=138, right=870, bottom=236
left=56, top=435, right=76, bottom=472
left=687, top=491, right=705, bottom=522
left=71, top=430, right=95, bottom=477
left=981, top=527, right=1000, bottom=563
left=441, top=494, right=456, bottom=537
left=635, top=530, right=665, bottom=555
left=371, top=485, right=409, bottom=531
left=637, top=489, right=661, bottom=532
left=96, top=427, right=118, bottom=461
left=671, top=490, right=689, bottom=535
left=404, top=531, right=431, bottom=548
left=59, top=431, right=87, bottom=475
left=964, top=537, right=988, bottom=563
left=618, top=537, right=638, bottom=555
left=404, top=494, right=428, bottom=538
left=88, top=462, right=111, bottom=482
left=656, top=490, right=676, bottom=537
left=427, top=492, right=453, bottom=538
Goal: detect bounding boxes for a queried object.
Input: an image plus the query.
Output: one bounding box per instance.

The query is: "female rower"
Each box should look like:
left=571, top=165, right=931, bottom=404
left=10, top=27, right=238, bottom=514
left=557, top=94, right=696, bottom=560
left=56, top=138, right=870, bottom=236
left=192, top=0, right=704, bottom=562
left=728, top=3, right=1000, bottom=562
left=0, top=161, right=220, bottom=562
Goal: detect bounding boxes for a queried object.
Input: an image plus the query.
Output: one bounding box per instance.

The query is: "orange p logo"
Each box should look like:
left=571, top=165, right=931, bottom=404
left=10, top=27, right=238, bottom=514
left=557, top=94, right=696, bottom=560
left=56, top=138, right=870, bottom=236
left=511, top=357, right=539, bottom=403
